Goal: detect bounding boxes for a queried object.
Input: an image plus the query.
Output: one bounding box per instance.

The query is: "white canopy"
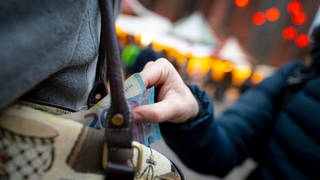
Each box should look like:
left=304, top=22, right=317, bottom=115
left=171, top=12, right=218, bottom=46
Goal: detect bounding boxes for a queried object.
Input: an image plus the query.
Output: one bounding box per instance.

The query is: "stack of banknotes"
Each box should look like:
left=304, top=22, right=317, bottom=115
left=60, top=73, right=161, bottom=146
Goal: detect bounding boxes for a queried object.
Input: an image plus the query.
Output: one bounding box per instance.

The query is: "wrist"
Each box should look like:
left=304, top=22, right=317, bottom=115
left=186, top=91, right=199, bottom=123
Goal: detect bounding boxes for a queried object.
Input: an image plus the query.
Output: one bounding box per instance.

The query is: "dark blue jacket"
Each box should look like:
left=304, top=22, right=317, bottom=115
left=160, top=61, right=320, bottom=179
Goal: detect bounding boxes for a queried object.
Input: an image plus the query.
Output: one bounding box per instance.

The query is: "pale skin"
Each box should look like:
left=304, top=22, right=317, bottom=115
left=133, top=58, right=199, bottom=124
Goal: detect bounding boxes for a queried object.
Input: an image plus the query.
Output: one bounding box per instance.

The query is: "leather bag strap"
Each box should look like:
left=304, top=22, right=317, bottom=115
left=98, top=0, right=134, bottom=179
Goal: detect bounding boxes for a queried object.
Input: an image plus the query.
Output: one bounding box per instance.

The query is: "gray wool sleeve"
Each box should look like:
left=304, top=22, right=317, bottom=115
left=0, top=0, right=121, bottom=111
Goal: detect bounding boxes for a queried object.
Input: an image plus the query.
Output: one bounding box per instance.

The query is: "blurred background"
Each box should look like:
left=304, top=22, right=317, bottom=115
left=116, top=0, right=320, bottom=179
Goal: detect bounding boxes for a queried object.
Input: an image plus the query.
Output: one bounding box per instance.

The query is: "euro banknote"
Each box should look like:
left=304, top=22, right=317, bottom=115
left=60, top=73, right=161, bottom=146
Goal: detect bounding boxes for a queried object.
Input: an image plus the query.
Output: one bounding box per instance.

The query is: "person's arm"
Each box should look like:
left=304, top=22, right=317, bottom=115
left=160, top=80, right=279, bottom=176
left=134, top=58, right=302, bottom=177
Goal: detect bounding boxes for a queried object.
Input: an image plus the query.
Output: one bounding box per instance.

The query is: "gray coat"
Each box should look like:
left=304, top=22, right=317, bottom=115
left=0, top=0, right=120, bottom=111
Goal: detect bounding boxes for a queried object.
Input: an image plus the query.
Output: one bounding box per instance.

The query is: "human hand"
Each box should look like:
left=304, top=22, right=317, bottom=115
left=133, top=58, right=199, bottom=123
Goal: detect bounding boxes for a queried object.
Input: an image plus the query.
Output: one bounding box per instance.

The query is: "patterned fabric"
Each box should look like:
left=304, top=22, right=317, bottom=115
left=0, top=104, right=183, bottom=179
left=0, top=128, right=55, bottom=179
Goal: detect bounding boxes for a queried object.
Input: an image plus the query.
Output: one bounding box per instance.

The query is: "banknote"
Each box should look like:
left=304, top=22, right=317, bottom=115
left=60, top=73, right=161, bottom=146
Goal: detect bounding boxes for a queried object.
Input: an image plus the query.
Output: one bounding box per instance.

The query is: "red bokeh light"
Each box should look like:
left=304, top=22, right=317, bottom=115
left=295, top=34, right=309, bottom=47
left=282, top=27, right=297, bottom=40
left=235, top=0, right=249, bottom=8
left=287, top=1, right=302, bottom=15
left=266, top=8, right=280, bottom=22
left=292, top=11, right=307, bottom=25
left=252, top=12, right=266, bottom=26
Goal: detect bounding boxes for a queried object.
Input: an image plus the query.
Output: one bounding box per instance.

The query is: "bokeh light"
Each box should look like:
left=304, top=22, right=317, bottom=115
left=232, top=65, right=252, bottom=86
left=252, top=12, right=266, bottom=26
left=235, top=0, right=249, bottom=8
left=295, top=34, right=309, bottom=47
left=266, top=8, right=280, bottom=22
left=292, top=11, right=307, bottom=25
left=282, top=26, right=297, bottom=40
left=287, top=1, right=302, bottom=15
left=211, top=60, right=233, bottom=81
left=187, top=57, right=211, bottom=77
left=251, top=71, right=264, bottom=84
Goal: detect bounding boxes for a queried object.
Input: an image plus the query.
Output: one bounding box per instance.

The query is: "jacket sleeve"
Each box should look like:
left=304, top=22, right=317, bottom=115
left=159, top=61, right=303, bottom=177
left=0, top=1, right=89, bottom=109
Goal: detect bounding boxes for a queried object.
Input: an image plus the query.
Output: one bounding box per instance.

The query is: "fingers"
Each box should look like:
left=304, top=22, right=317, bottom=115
left=139, top=58, right=170, bottom=88
left=135, top=58, right=199, bottom=124
left=133, top=99, right=180, bottom=123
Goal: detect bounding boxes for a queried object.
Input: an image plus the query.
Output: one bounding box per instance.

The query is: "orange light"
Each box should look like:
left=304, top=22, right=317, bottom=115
left=211, top=70, right=225, bottom=82
left=211, top=60, right=233, bottom=81
left=152, top=42, right=165, bottom=52
left=222, top=61, right=233, bottom=73
left=266, top=8, right=280, bottom=22
left=187, top=57, right=211, bottom=77
left=292, top=11, right=307, bottom=25
left=287, top=1, right=302, bottom=15
left=282, top=26, right=297, bottom=40
left=232, top=65, right=252, bottom=86
left=295, top=34, right=309, bottom=47
left=134, top=34, right=142, bottom=44
left=251, top=72, right=264, bottom=84
left=235, top=0, right=249, bottom=8
left=252, top=12, right=266, bottom=26
left=172, top=51, right=188, bottom=65
left=115, top=24, right=124, bottom=36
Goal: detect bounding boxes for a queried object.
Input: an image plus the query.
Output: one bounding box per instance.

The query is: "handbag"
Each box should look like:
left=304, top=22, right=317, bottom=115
left=0, top=0, right=185, bottom=179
